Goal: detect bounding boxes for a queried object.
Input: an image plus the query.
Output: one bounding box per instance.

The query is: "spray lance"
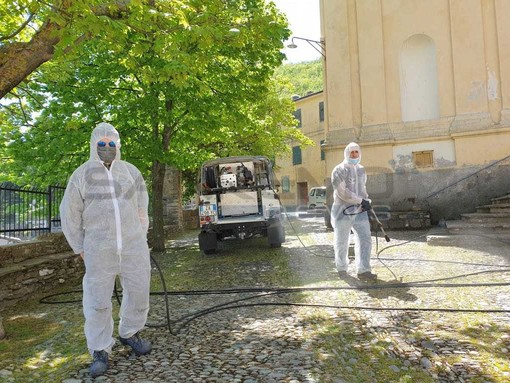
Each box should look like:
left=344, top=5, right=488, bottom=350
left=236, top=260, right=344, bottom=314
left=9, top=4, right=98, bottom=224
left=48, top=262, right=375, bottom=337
left=360, top=199, right=390, bottom=242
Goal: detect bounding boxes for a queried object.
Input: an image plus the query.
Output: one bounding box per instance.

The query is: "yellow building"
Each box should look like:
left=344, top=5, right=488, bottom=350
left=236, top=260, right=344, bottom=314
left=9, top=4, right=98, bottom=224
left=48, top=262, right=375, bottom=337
left=276, top=91, right=326, bottom=210
left=279, top=0, right=510, bottom=221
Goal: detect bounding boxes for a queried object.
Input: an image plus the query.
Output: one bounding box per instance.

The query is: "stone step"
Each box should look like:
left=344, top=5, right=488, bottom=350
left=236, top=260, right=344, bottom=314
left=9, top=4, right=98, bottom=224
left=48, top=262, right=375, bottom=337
left=491, top=193, right=510, bottom=204
left=475, top=203, right=510, bottom=214
left=461, top=212, right=510, bottom=223
left=427, top=232, right=509, bottom=246
left=446, top=220, right=510, bottom=234
left=446, top=220, right=510, bottom=243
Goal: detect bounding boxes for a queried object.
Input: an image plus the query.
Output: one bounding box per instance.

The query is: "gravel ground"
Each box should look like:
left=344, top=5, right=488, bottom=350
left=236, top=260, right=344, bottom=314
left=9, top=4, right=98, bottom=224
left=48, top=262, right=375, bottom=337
left=1, top=215, right=509, bottom=382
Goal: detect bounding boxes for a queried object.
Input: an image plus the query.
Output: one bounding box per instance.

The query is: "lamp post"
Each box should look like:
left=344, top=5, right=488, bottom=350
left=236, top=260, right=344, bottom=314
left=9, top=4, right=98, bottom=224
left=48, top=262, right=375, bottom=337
left=287, top=36, right=326, bottom=58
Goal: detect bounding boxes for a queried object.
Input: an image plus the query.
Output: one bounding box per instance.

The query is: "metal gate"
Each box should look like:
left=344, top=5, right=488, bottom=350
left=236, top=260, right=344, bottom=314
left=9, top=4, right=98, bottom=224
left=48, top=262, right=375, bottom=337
left=0, top=183, right=65, bottom=241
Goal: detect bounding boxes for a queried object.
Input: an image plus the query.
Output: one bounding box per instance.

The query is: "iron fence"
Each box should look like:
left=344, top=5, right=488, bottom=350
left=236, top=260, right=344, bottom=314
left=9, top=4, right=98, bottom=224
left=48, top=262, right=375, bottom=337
left=0, top=183, right=66, bottom=241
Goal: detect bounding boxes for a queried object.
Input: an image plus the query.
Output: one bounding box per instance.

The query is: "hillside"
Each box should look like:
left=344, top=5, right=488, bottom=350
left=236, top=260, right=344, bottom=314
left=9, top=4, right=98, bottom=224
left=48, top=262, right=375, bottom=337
left=274, top=59, right=323, bottom=99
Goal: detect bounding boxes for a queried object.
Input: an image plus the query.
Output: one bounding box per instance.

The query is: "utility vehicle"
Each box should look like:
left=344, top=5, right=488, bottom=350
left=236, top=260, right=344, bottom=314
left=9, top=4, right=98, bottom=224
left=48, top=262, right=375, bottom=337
left=197, top=156, right=285, bottom=254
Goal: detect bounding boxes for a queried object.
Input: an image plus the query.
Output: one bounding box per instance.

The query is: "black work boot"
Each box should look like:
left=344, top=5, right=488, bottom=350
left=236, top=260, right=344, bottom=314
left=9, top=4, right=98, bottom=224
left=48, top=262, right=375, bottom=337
left=119, top=332, right=152, bottom=355
left=89, top=350, right=108, bottom=378
left=357, top=271, right=377, bottom=280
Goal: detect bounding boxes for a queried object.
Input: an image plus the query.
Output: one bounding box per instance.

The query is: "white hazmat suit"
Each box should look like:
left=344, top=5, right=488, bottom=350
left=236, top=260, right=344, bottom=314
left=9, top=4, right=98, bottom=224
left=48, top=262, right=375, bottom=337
left=60, top=123, right=151, bottom=355
left=331, top=142, right=373, bottom=275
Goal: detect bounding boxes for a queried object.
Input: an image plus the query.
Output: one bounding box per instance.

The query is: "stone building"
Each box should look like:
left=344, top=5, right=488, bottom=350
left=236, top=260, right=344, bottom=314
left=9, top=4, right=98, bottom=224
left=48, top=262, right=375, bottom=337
left=277, top=0, right=510, bottom=222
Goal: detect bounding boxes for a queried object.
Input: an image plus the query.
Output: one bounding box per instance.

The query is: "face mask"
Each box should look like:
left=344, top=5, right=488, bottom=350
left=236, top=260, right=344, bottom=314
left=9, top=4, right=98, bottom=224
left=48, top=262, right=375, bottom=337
left=347, top=157, right=360, bottom=165
left=97, top=146, right=116, bottom=164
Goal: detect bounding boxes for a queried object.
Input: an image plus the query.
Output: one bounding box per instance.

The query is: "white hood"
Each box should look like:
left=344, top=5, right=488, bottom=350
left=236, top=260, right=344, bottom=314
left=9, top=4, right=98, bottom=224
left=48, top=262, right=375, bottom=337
left=343, top=142, right=361, bottom=163
left=89, top=122, right=121, bottom=162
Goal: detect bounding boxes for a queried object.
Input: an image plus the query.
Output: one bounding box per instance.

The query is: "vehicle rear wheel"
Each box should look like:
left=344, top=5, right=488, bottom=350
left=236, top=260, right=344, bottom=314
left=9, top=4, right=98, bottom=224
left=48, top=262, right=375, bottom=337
left=267, top=221, right=285, bottom=247
left=199, top=231, right=217, bottom=254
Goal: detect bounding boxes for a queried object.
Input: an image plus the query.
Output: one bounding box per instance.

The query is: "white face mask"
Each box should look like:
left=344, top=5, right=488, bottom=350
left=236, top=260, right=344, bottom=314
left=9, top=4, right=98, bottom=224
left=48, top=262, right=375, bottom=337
left=347, top=157, right=360, bottom=165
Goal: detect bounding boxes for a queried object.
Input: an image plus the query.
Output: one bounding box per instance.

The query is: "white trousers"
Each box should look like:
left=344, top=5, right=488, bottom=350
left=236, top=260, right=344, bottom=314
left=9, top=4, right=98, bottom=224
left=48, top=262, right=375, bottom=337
left=332, top=206, right=372, bottom=274
left=82, top=261, right=151, bottom=355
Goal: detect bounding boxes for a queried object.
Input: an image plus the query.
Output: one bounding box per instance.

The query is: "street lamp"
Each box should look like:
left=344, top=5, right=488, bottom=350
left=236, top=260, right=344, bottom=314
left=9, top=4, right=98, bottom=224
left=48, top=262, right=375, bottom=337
left=287, top=36, right=326, bottom=58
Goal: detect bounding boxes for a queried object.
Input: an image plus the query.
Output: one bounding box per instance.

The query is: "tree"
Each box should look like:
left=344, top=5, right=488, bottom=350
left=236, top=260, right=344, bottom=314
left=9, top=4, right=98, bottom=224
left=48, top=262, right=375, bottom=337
left=1, top=0, right=312, bottom=251
left=0, top=0, right=132, bottom=99
left=274, top=59, right=323, bottom=99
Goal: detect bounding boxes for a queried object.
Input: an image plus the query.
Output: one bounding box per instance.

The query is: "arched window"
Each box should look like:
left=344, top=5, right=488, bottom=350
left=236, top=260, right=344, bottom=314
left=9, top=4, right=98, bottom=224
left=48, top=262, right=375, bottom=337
left=400, top=34, right=440, bottom=122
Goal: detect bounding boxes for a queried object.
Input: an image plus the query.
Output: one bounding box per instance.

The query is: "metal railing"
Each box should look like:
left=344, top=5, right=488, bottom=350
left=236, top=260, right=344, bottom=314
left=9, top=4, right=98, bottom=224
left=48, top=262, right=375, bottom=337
left=0, top=183, right=65, bottom=242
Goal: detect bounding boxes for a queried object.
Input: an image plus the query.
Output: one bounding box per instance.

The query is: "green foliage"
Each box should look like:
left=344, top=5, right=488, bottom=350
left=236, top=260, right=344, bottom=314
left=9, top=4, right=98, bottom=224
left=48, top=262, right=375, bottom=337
left=274, top=59, right=323, bottom=100
left=0, top=0, right=312, bottom=191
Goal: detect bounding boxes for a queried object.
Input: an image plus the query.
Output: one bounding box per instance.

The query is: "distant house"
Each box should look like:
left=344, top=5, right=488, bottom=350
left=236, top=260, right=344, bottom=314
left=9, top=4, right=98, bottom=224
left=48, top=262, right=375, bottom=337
left=275, top=91, right=325, bottom=210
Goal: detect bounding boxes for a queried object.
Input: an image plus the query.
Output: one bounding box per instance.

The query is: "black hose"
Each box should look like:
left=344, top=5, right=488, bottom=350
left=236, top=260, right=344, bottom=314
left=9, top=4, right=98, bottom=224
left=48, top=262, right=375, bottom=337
left=175, top=302, right=510, bottom=329
left=39, top=198, right=510, bottom=334
left=147, top=254, right=174, bottom=334
left=40, top=269, right=510, bottom=334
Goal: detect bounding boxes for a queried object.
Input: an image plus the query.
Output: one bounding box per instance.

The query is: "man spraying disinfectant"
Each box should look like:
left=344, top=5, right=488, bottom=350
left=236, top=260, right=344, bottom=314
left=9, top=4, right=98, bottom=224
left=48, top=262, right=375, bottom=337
left=330, top=142, right=377, bottom=280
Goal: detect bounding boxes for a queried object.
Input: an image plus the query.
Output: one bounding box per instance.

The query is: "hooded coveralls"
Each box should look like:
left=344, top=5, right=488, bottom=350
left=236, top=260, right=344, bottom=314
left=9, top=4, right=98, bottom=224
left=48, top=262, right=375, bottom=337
left=331, top=142, right=372, bottom=274
left=60, top=123, right=151, bottom=355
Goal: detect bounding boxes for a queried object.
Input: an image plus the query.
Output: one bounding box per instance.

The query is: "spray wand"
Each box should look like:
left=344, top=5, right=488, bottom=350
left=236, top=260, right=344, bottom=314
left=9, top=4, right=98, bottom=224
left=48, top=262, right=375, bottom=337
left=369, top=208, right=390, bottom=242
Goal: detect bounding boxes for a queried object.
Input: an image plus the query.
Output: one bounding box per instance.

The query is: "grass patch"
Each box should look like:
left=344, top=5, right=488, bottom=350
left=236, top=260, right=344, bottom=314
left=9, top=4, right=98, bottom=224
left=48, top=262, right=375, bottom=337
left=0, top=315, right=61, bottom=358
left=0, top=288, right=89, bottom=382
left=306, top=314, right=435, bottom=383
left=150, top=232, right=301, bottom=292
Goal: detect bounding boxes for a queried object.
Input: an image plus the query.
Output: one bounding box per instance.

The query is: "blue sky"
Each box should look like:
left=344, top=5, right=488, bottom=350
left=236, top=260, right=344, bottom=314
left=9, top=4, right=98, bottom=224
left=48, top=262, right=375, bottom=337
left=272, top=0, right=321, bottom=63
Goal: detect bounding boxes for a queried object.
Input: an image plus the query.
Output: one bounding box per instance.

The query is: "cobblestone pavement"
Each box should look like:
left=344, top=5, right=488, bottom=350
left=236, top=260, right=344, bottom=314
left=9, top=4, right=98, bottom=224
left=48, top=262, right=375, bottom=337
left=3, top=215, right=510, bottom=382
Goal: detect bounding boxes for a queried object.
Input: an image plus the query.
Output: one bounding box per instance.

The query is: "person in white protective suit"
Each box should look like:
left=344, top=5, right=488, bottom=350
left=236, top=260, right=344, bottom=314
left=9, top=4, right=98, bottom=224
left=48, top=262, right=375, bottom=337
left=330, top=142, right=376, bottom=280
left=60, top=122, right=152, bottom=378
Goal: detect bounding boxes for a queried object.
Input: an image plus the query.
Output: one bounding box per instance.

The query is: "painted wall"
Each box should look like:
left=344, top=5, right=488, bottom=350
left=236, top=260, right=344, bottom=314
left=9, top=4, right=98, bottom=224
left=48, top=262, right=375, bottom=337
left=318, top=0, right=510, bottom=221
left=275, top=92, right=326, bottom=209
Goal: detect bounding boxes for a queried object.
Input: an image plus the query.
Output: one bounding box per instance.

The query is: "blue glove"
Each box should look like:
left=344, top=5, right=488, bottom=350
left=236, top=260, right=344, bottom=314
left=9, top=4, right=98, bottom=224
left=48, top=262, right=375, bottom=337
left=361, top=199, right=372, bottom=211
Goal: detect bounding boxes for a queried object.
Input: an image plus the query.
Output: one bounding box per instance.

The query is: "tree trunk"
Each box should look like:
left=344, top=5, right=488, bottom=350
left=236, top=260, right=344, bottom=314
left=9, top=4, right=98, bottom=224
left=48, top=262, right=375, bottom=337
left=0, top=3, right=130, bottom=99
left=0, top=22, right=60, bottom=99
left=151, top=159, right=167, bottom=252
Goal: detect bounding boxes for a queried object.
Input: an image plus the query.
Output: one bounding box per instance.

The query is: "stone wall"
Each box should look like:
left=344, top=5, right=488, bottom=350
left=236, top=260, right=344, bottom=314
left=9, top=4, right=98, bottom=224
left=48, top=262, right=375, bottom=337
left=0, top=232, right=72, bottom=267
left=0, top=233, right=84, bottom=311
left=371, top=210, right=431, bottom=231
left=183, top=209, right=199, bottom=229
left=368, top=162, right=510, bottom=223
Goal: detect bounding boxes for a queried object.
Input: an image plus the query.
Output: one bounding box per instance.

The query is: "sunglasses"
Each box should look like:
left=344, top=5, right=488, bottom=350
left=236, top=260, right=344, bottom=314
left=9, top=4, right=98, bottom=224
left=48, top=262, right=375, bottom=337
left=97, top=141, right=116, bottom=148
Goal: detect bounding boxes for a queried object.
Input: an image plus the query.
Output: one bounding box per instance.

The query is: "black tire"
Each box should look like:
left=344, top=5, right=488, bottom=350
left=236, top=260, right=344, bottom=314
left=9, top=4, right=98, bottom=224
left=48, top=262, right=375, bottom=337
left=199, top=231, right=217, bottom=254
left=309, top=204, right=316, bottom=210
left=267, top=221, right=285, bottom=247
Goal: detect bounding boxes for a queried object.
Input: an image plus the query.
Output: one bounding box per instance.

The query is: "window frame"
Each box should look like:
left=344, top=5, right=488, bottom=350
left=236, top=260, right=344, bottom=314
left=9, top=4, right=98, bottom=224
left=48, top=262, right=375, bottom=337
left=413, top=150, right=434, bottom=168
